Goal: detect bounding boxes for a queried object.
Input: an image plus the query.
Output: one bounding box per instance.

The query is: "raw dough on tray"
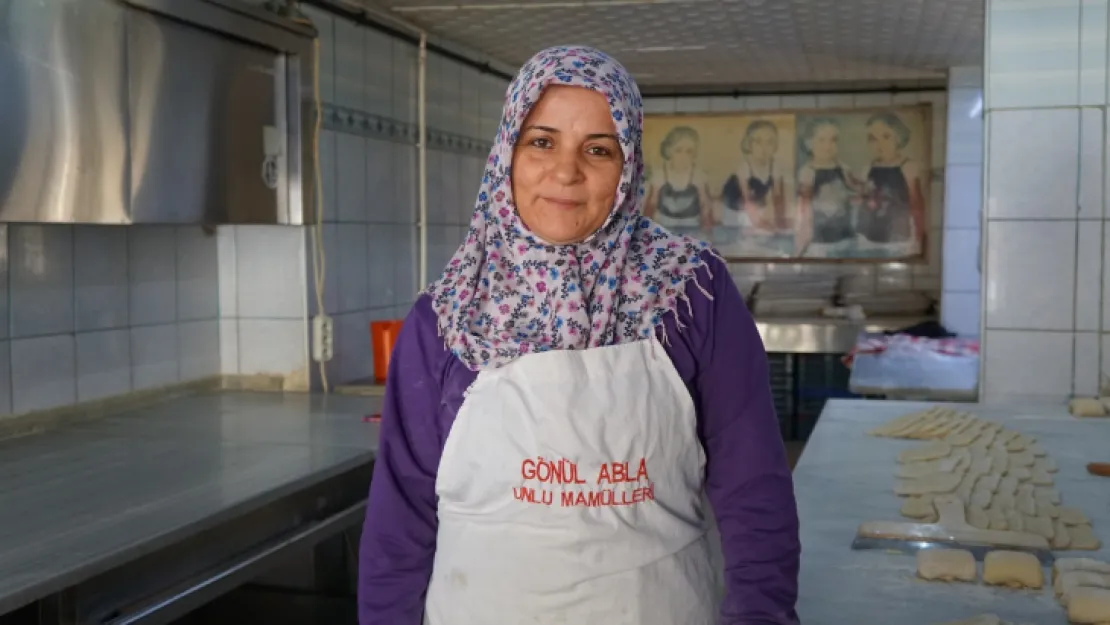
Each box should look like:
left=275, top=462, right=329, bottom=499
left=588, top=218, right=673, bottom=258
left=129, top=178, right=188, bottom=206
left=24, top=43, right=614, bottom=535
left=1059, top=507, right=1091, bottom=526
left=1069, top=397, right=1107, bottom=418
left=982, top=551, right=1044, bottom=589
left=895, top=471, right=962, bottom=496
left=1069, top=524, right=1102, bottom=551
left=898, top=442, right=953, bottom=463
left=1055, top=558, right=1110, bottom=582
left=901, top=495, right=937, bottom=521
left=1066, top=587, right=1110, bottom=623
left=917, top=548, right=977, bottom=582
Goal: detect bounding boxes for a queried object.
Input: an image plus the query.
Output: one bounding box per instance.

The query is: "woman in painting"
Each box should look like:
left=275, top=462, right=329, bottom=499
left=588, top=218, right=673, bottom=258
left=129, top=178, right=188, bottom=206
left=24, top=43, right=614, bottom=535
left=644, top=125, right=715, bottom=237
left=794, top=117, right=862, bottom=257
left=720, top=120, right=788, bottom=236
left=856, top=112, right=926, bottom=253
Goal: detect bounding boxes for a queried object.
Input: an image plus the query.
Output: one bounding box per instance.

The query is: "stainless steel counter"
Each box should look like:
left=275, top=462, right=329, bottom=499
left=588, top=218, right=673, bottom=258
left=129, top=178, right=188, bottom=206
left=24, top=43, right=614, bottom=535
left=0, top=391, right=381, bottom=621
left=795, top=399, right=1110, bottom=624
left=755, top=316, right=931, bottom=354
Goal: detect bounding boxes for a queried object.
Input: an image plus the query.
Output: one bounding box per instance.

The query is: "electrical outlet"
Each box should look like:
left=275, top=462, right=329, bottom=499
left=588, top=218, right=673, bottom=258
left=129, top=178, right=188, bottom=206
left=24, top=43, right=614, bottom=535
left=312, top=314, right=334, bottom=363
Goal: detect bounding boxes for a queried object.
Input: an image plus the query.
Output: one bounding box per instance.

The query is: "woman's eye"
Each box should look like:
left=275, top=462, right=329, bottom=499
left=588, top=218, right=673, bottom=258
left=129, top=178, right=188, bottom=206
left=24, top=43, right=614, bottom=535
left=587, top=146, right=612, bottom=157
left=529, top=137, right=553, bottom=149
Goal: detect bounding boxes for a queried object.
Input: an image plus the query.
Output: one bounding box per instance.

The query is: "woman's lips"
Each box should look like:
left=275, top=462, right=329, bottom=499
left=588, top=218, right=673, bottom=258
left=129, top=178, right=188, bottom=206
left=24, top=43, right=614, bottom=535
left=542, top=197, right=583, bottom=209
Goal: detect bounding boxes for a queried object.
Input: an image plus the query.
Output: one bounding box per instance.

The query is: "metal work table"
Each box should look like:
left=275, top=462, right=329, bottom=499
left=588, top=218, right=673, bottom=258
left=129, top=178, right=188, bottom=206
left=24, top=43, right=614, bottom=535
left=0, top=391, right=381, bottom=624
left=795, top=399, right=1110, bottom=624
left=755, top=315, right=931, bottom=354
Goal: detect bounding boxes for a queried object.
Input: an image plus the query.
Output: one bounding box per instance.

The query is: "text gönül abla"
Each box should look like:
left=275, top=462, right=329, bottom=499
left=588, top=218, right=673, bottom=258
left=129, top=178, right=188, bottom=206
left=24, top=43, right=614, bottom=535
left=514, top=456, right=655, bottom=508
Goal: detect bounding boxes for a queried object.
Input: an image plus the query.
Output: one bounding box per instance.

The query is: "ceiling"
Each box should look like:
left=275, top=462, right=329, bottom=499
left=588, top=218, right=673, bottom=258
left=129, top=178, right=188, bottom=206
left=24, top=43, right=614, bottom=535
left=360, top=0, right=984, bottom=93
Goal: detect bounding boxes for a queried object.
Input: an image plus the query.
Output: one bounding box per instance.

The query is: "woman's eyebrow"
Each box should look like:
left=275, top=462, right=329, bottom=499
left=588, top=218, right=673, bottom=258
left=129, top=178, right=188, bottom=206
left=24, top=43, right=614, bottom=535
left=522, top=125, right=619, bottom=141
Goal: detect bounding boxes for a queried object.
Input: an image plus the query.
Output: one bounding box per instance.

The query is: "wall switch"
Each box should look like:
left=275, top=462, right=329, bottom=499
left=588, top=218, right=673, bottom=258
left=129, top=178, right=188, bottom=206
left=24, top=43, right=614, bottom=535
left=312, top=314, right=334, bottom=363
left=263, top=125, right=282, bottom=157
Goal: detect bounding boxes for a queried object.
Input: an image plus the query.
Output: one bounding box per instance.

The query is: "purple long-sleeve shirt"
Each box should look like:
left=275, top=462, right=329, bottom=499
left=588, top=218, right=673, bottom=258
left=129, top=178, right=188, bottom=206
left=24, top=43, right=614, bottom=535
left=358, top=252, right=800, bottom=624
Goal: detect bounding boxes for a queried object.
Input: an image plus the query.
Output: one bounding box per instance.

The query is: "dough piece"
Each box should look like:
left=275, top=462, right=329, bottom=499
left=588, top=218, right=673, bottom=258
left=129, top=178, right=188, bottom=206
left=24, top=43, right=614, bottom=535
left=1034, top=486, right=1060, bottom=505
left=917, top=548, right=977, bottom=582
left=935, top=614, right=1002, bottom=625
left=970, top=486, right=992, bottom=510
left=1030, top=469, right=1054, bottom=486
left=955, top=470, right=980, bottom=503
left=897, top=455, right=960, bottom=478
left=1008, top=466, right=1032, bottom=482
left=932, top=413, right=973, bottom=438
left=983, top=550, right=1044, bottom=588
left=970, top=454, right=993, bottom=476
left=895, top=471, right=962, bottom=496
left=967, top=505, right=990, bottom=529
left=1015, top=484, right=1037, bottom=516
left=898, top=442, right=952, bottom=464
left=977, top=473, right=1001, bottom=493
left=1028, top=442, right=1047, bottom=457
left=1059, top=507, right=1091, bottom=526
left=1067, top=587, right=1110, bottom=623
left=869, top=409, right=932, bottom=436
left=1052, top=517, right=1071, bottom=549
left=1056, top=570, right=1110, bottom=599
left=1055, top=558, right=1110, bottom=582
left=999, top=475, right=1019, bottom=496
left=901, top=495, right=937, bottom=520
left=1006, top=435, right=1033, bottom=453
left=1005, top=510, right=1024, bottom=532
left=910, top=411, right=958, bottom=439
left=1039, top=502, right=1060, bottom=518
left=945, top=421, right=985, bottom=446
left=1070, top=397, right=1107, bottom=418
left=988, top=445, right=1009, bottom=475
left=1024, top=514, right=1054, bottom=540
left=987, top=505, right=1009, bottom=530
left=1009, top=450, right=1035, bottom=468
left=1070, top=525, right=1102, bottom=551
left=997, top=429, right=1020, bottom=445
left=1032, top=457, right=1057, bottom=474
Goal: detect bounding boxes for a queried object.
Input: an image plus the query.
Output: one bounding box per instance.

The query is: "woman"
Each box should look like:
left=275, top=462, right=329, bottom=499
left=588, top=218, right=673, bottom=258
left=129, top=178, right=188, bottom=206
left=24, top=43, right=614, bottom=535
left=721, top=120, right=788, bottom=234
left=643, top=125, right=715, bottom=237
left=856, top=112, right=926, bottom=255
left=794, top=117, right=861, bottom=257
left=357, top=46, right=800, bottom=625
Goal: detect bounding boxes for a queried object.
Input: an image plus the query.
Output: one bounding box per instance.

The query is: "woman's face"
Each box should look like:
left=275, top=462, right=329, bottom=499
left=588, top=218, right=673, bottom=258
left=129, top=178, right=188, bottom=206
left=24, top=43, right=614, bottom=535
left=867, top=120, right=899, bottom=161
left=511, top=85, right=623, bottom=245
left=809, top=125, right=839, bottom=162
left=749, top=127, right=777, bottom=161
left=667, top=137, right=697, bottom=170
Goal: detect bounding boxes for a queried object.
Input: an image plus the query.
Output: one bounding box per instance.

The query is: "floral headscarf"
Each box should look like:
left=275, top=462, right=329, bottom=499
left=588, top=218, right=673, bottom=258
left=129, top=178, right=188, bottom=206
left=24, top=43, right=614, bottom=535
left=427, top=45, right=713, bottom=371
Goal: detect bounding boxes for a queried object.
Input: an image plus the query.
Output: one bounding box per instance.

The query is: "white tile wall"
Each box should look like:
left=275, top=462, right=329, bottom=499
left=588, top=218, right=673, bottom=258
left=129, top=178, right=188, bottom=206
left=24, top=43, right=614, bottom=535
left=300, top=6, right=508, bottom=385
left=648, top=91, right=952, bottom=301
left=0, top=4, right=508, bottom=416
left=940, top=66, right=984, bottom=338
left=0, top=225, right=222, bottom=419
left=982, top=0, right=1109, bottom=401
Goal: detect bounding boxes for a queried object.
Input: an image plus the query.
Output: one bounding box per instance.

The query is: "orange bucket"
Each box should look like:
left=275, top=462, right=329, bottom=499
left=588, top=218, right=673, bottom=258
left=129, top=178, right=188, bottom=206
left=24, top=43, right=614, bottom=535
left=370, top=320, right=404, bottom=383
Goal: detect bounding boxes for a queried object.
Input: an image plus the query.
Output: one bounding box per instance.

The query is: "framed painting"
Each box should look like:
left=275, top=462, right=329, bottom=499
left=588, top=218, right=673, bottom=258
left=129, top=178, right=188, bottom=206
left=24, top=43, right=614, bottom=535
left=642, top=104, right=932, bottom=262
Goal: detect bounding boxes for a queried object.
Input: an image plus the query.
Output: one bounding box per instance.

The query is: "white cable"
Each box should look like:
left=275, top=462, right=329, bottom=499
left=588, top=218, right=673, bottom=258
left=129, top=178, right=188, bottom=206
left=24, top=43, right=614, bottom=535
left=296, top=16, right=330, bottom=394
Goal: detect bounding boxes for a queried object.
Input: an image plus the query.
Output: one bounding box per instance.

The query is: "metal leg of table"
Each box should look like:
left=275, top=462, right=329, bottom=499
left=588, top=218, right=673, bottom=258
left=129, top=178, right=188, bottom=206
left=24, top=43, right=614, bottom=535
left=37, top=590, right=76, bottom=625
left=787, top=354, right=801, bottom=441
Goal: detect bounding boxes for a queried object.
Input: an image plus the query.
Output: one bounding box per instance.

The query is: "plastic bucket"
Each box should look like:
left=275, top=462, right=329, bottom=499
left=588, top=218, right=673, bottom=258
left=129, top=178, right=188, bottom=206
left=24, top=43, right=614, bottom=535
left=370, top=320, right=404, bottom=383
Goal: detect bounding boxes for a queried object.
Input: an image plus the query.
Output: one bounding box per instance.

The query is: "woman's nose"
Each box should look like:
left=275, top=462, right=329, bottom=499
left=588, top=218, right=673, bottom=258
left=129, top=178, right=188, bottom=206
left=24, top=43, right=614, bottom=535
left=550, top=151, right=583, bottom=184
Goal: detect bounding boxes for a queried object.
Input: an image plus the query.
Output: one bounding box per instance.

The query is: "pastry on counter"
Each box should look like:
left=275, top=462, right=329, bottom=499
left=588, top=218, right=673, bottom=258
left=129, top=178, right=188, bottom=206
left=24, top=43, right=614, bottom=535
left=917, top=548, right=976, bottom=582
left=982, top=550, right=1043, bottom=589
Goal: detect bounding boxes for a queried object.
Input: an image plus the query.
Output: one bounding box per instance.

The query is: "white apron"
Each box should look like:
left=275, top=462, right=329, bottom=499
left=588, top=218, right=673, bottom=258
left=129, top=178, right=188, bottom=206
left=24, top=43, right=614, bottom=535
left=424, top=339, right=722, bottom=625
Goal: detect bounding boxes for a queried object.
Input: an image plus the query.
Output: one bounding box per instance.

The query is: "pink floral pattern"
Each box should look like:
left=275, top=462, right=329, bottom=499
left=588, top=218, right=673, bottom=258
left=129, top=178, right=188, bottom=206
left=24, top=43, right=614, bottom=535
left=427, top=46, right=711, bottom=370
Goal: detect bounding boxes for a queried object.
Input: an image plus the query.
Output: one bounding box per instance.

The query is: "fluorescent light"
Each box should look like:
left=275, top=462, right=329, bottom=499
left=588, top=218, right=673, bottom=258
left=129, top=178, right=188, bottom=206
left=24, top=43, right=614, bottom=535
left=630, top=45, right=707, bottom=53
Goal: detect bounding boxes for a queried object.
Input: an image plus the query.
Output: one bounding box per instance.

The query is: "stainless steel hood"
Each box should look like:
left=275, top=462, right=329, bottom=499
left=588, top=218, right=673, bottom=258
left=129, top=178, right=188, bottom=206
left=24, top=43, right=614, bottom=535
left=0, top=0, right=317, bottom=224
